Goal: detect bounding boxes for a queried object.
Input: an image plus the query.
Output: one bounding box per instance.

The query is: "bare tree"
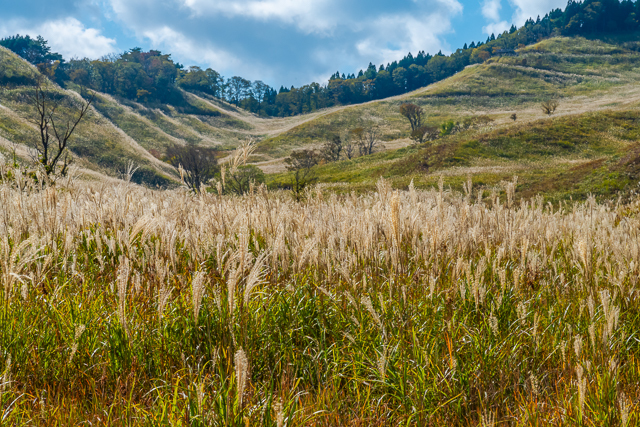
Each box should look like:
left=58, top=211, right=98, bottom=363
left=285, top=149, right=319, bottom=200
left=343, top=134, right=356, bottom=160
left=29, top=78, right=94, bottom=177
left=357, top=125, right=382, bottom=156
left=321, top=135, right=343, bottom=162
left=399, top=103, right=424, bottom=132
left=166, top=143, right=219, bottom=193
left=541, top=100, right=558, bottom=116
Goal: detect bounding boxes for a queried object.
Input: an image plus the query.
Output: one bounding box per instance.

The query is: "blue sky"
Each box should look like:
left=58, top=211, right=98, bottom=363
left=0, top=0, right=568, bottom=88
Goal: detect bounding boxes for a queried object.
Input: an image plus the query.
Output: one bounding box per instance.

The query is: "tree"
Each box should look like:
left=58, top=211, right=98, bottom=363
left=29, top=79, right=94, bottom=177
left=343, top=134, right=356, bottom=160
left=510, top=113, right=517, bottom=121
left=166, top=143, right=218, bottom=193
left=0, top=35, right=62, bottom=66
left=227, top=76, right=251, bottom=105
left=410, top=125, right=439, bottom=144
left=541, top=100, right=558, bottom=115
left=226, top=165, right=265, bottom=195
left=253, top=81, right=269, bottom=107
left=399, top=103, right=424, bottom=132
left=285, top=149, right=319, bottom=200
left=321, top=135, right=343, bottom=162
left=357, top=125, right=382, bottom=156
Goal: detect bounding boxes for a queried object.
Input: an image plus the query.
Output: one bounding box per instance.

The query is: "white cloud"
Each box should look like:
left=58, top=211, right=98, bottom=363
left=177, top=0, right=336, bottom=35
left=355, top=10, right=460, bottom=66
left=509, top=0, right=567, bottom=25
left=103, top=0, right=466, bottom=85
left=482, top=0, right=502, bottom=22
left=142, top=26, right=243, bottom=71
left=0, top=18, right=116, bottom=59
left=481, top=0, right=511, bottom=36
left=39, top=18, right=117, bottom=59
left=483, top=21, right=510, bottom=36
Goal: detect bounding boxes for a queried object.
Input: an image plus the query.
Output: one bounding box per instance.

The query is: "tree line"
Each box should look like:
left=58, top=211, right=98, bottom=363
left=2, top=0, right=640, bottom=117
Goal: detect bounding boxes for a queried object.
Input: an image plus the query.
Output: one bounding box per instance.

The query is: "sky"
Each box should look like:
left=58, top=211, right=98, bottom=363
left=0, top=0, right=568, bottom=88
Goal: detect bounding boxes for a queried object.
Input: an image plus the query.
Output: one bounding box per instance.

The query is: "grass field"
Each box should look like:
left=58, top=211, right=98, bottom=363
left=0, top=170, right=639, bottom=425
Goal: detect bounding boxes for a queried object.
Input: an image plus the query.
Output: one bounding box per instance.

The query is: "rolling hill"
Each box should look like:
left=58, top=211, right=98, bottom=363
left=2, top=35, right=640, bottom=200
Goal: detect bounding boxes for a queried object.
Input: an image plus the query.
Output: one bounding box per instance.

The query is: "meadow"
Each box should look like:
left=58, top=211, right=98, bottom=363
left=0, top=163, right=638, bottom=426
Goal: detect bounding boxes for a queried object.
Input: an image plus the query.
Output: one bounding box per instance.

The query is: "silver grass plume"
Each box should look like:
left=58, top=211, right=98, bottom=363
left=234, top=348, right=249, bottom=408
left=192, top=271, right=206, bottom=324
left=68, top=324, right=86, bottom=364
left=117, top=258, right=130, bottom=336
left=1, top=354, right=11, bottom=393
left=244, top=252, right=268, bottom=305
left=274, top=399, right=285, bottom=427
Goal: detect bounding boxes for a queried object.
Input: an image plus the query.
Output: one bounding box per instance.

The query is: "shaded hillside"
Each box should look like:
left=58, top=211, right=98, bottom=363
left=0, top=48, right=178, bottom=185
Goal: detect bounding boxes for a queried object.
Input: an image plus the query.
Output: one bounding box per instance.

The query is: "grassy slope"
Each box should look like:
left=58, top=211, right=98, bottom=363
left=0, top=47, right=178, bottom=185
left=0, top=47, right=266, bottom=184
left=3, top=35, right=640, bottom=195
left=266, top=36, right=640, bottom=202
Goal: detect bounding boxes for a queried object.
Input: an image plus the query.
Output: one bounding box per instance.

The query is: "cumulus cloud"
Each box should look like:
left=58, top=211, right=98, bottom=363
left=481, top=0, right=510, bottom=36
left=482, top=0, right=502, bottom=22
left=142, top=26, right=242, bottom=70
left=180, top=0, right=335, bottom=34
left=0, top=18, right=117, bottom=59
left=509, top=0, right=567, bottom=25
left=355, top=12, right=460, bottom=66
left=37, top=18, right=117, bottom=59
left=483, top=21, right=510, bottom=36
left=105, top=0, right=464, bottom=85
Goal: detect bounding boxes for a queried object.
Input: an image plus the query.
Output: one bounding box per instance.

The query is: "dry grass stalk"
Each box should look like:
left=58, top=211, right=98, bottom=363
left=191, top=271, right=206, bottom=324
left=235, top=348, right=249, bottom=408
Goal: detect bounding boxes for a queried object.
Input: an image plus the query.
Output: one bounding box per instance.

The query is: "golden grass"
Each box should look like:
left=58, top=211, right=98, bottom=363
left=0, top=169, right=638, bottom=424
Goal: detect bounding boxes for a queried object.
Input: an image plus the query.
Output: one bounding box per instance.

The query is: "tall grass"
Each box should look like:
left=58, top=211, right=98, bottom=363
left=0, top=169, right=638, bottom=425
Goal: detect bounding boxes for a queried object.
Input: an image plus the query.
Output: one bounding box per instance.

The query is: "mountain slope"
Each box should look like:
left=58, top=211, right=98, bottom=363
left=2, top=35, right=640, bottom=196
left=256, top=37, right=640, bottom=170
left=262, top=36, right=640, bottom=201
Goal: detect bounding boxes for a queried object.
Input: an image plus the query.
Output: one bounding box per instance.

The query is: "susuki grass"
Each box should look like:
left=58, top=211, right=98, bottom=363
left=0, top=168, right=639, bottom=425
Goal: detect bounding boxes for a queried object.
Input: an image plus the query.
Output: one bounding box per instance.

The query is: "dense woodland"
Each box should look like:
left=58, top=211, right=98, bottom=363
left=2, top=0, right=640, bottom=117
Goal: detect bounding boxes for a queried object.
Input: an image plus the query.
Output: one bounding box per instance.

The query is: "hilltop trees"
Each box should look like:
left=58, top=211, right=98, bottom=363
left=0, top=35, right=62, bottom=66
left=4, top=0, right=640, bottom=117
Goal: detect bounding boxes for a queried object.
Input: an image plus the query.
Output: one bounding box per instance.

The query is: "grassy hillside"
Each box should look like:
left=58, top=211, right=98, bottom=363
left=0, top=46, right=266, bottom=185
left=262, top=36, right=640, bottom=203
left=257, top=37, right=640, bottom=164
left=269, top=108, right=640, bottom=203
left=3, top=35, right=640, bottom=196
left=0, top=47, right=179, bottom=185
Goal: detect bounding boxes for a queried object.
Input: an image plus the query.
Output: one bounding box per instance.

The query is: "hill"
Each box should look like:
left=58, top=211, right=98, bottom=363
left=263, top=36, right=640, bottom=201
left=2, top=35, right=640, bottom=200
